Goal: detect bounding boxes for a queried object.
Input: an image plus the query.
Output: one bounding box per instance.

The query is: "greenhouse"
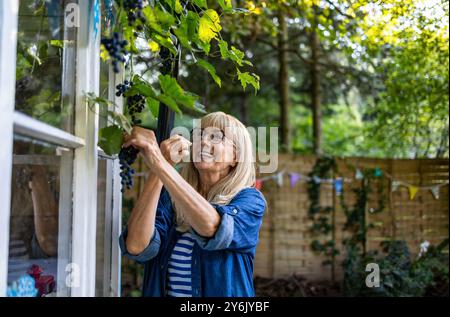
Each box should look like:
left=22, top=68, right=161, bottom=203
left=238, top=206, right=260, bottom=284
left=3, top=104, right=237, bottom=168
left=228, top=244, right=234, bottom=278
left=0, top=0, right=448, bottom=300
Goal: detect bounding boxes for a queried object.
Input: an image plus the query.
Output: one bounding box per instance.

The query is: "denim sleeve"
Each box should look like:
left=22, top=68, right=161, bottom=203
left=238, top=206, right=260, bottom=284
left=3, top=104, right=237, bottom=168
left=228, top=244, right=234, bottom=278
left=119, top=225, right=161, bottom=264
left=119, top=187, right=174, bottom=264
left=191, top=187, right=266, bottom=253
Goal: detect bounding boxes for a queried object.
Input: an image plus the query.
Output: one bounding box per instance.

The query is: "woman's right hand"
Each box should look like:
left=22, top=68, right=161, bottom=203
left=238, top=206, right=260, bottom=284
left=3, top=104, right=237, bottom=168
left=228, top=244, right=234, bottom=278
left=122, top=127, right=162, bottom=170
left=160, top=134, right=192, bottom=166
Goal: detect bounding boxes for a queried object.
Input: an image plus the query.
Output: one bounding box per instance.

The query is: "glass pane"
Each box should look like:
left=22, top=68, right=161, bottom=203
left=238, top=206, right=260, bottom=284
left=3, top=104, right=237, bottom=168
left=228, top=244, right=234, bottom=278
left=95, top=6, right=116, bottom=296
left=99, top=1, right=117, bottom=131
left=95, top=157, right=114, bottom=296
left=99, top=60, right=110, bottom=130
left=15, top=0, right=77, bottom=133
left=7, top=135, right=73, bottom=297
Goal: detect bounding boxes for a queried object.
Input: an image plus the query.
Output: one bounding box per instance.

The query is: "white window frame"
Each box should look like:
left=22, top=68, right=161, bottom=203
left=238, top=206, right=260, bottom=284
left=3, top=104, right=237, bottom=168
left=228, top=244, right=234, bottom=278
left=109, top=67, right=124, bottom=298
left=71, top=0, right=101, bottom=297
left=0, top=0, right=122, bottom=297
left=96, top=64, right=124, bottom=297
left=0, top=0, right=19, bottom=297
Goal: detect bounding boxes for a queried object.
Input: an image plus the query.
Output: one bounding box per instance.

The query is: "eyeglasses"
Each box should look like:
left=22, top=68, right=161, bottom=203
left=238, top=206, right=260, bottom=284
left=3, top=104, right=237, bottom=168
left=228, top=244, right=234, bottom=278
left=190, top=128, right=226, bottom=144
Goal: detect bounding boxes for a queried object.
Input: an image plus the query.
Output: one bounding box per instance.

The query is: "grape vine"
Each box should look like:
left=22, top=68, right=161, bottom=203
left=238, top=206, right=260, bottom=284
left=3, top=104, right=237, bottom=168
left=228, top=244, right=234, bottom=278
left=101, top=32, right=128, bottom=73
left=90, top=1, right=261, bottom=193
left=115, top=79, right=147, bottom=191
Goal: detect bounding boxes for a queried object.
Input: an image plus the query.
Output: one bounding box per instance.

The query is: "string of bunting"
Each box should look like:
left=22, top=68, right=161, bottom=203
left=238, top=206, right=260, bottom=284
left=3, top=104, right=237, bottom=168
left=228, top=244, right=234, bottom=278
left=255, top=167, right=449, bottom=200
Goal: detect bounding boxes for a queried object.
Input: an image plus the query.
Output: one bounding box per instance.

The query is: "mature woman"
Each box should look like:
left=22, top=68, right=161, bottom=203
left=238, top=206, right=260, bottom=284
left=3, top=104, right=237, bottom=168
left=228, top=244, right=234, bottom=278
left=119, top=111, right=267, bottom=297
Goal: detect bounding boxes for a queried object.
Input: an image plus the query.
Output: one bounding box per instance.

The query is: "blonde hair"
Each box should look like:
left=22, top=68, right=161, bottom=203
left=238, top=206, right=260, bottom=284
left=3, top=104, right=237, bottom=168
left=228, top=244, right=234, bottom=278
left=173, top=111, right=256, bottom=232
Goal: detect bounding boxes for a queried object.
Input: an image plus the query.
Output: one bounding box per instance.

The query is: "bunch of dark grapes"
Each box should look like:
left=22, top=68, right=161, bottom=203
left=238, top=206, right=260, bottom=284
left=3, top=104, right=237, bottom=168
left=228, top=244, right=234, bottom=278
left=118, top=147, right=138, bottom=192
left=116, top=80, right=132, bottom=97
left=127, top=94, right=145, bottom=125
left=101, top=32, right=128, bottom=73
left=116, top=80, right=147, bottom=192
left=124, top=0, right=146, bottom=35
left=159, top=47, right=173, bottom=74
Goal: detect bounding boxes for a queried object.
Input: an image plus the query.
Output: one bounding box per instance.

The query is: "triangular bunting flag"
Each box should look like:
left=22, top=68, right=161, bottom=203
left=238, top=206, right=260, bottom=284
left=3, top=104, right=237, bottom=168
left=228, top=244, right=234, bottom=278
left=255, top=179, right=263, bottom=190
left=374, top=168, right=382, bottom=177
left=391, top=180, right=401, bottom=192
left=409, top=186, right=419, bottom=200
left=289, top=173, right=301, bottom=188
left=334, top=178, right=343, bottom=196
left=275, top=172, right=284, bottom=187
left=313, top=176, right=321, bottom=184
left=355, top=169, right=364, bottom=180
left=430, top=186, right=440, bottom=200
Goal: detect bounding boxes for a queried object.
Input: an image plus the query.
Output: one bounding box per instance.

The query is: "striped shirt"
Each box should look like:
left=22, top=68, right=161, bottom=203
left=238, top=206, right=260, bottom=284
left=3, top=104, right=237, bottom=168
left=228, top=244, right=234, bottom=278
left=166, top=232, right=194, bottom=297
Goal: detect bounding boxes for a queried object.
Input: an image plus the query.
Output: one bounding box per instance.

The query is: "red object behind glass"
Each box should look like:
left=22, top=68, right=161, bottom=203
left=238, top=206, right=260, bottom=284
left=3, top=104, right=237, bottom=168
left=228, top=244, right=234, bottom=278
left=27, top=264, right=55, bottom=296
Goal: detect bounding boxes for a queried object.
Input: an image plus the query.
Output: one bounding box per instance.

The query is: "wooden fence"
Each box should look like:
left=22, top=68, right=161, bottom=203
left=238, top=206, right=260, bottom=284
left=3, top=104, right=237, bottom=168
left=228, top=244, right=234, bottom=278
left=254, top=155, right=449, bottom=282
left=122, top=155, right=448, bottom=288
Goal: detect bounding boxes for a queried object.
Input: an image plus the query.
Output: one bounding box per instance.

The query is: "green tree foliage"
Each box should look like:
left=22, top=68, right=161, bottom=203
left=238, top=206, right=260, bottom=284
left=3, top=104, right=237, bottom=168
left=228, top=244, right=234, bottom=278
left=178, top=0, right=448, bottom=158
left=93, top=0, right=261, bottom=155
left=360, top=0, right=449, bottom=157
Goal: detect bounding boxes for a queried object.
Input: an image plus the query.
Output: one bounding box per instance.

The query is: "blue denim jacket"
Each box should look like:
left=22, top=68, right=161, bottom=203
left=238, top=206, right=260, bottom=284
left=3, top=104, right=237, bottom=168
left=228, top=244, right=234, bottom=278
left=119, top=186, right=267, bottom=297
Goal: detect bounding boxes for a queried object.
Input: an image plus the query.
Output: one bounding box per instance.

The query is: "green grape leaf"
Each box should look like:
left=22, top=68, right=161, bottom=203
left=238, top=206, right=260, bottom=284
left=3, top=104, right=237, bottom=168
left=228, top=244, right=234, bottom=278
left=142, top=7, right=168, bottom=36
left=49, top=40, right=64, bottom=49
left=175, top=0, right=183, bottom=13
left=147, top=97, right=160, bottom=118
left=218, top=40, right=252, bottom=67
left=230, top=46, right=245, bottom=65
left=192, top=0, right=208, bottom=9
left=196, top=58, right=221, bottom=87
left=194, top=38, right=211, bottom=54
left=237, top=69, right=260, bottom=93
left=98, top=125, right=123, bottom=156
left=158, top=74, right=200, bottom=111
left=163, top=0, right=183, bottom=14
left=125, top=81, right=158, bottom=99
left=155, top=7, right=176, bottom=31
left=156, top=94, right=181, bottom=115
left=198, top=9, right=221, bottom=43
left=173, top=15, right=192, bottom=50
left=218, top=39, right=229, bottom=59
left=186, top=11, right=199, bottom=39
left=151, top=33, right=177, bottom=55
left=123, top=24, right=139, bottom=53
left=218, top=0, right=232, bottom=11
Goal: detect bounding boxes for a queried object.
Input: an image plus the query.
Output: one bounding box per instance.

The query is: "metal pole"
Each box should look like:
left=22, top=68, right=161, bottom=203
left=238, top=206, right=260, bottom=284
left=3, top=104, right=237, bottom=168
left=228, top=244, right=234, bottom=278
left=156, top=45, right=179, bottom=145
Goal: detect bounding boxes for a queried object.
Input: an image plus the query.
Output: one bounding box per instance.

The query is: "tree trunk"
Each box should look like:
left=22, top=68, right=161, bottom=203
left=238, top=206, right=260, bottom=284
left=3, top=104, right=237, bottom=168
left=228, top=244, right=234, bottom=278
left=278, top=10, right=290, bottom=153
left=310, top=27, right=322, bottom=155
left=156, top=46, right=178, bottom=144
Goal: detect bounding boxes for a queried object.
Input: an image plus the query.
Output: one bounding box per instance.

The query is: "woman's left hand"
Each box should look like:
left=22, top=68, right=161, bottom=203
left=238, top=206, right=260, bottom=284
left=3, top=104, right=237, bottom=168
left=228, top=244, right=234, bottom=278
left=160, top=134, right=192, bottom=167
left=122, top=127, right=164, bottom=170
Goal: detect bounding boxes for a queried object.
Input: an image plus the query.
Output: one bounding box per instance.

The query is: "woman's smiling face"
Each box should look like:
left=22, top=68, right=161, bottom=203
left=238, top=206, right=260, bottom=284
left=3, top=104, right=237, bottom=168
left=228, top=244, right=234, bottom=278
left=192, top=127, right=236, bottom=174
